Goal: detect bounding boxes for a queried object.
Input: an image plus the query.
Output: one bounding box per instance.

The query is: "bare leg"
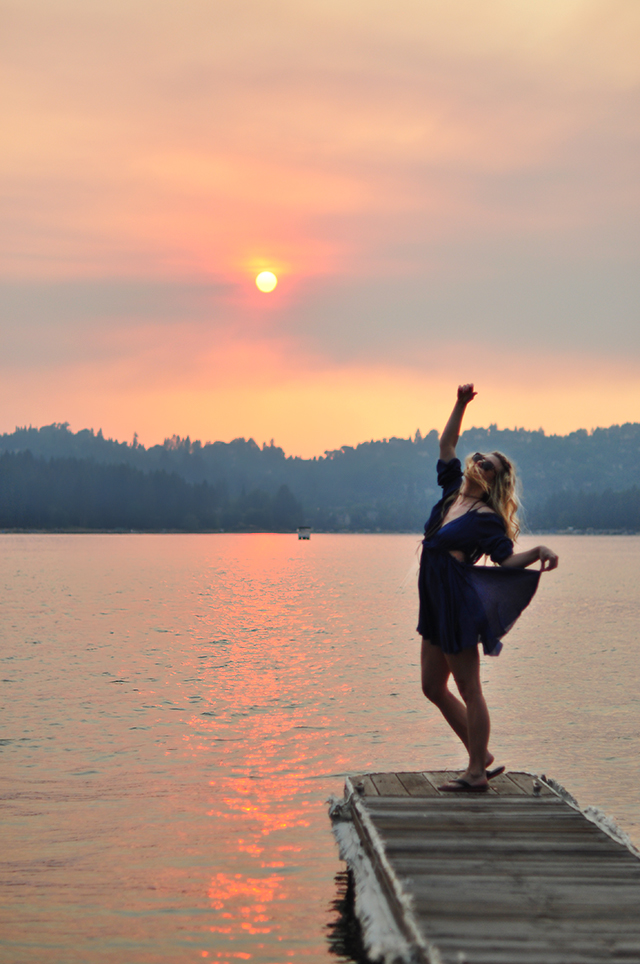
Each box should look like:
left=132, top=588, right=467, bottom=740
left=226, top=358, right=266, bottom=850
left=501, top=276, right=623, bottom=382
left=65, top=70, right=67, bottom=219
left=445, top=646, right=490, bottom=785
left=421, top=639, right=494, bottom=769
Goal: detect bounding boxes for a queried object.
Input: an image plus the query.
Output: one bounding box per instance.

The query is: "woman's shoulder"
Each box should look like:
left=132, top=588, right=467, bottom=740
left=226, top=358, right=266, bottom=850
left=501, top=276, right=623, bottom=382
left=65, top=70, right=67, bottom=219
left=475, top=507, right=506, bottom=528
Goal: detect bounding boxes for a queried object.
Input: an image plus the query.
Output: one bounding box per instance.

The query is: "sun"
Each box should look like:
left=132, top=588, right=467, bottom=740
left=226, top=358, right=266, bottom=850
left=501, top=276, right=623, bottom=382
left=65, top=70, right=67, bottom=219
left=255, top=271, right=278, bottom=293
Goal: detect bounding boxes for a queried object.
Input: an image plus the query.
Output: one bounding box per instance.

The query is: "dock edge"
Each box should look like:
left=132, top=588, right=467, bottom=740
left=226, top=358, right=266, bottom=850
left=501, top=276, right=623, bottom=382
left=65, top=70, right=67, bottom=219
left=329, top=771, right=640, bottom=964
left=329, top=777, right=442, bottom=964
left=540, top=773, right=640, bottom=858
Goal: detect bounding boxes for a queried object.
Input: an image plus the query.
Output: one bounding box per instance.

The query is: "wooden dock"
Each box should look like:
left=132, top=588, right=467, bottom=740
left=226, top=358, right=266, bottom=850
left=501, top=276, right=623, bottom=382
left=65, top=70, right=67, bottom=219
left=329, top=770, right=640, bottom=964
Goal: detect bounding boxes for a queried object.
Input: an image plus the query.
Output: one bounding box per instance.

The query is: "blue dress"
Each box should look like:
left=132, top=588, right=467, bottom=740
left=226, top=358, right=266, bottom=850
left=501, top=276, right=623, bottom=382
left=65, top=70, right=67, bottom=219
left=417, top=459, right=539, bottom=656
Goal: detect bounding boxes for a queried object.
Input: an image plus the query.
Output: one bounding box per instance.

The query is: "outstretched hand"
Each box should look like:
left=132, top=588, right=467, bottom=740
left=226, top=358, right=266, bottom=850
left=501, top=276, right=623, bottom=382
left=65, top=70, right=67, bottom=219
left=539, top=546, right=559, bottom=572
left=457, top=383, right=477, bottom=405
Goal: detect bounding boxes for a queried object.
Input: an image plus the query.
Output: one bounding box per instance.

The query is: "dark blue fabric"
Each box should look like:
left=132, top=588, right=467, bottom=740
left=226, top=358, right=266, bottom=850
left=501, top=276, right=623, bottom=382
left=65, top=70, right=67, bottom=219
left=417, top=459, right=540, bottom=656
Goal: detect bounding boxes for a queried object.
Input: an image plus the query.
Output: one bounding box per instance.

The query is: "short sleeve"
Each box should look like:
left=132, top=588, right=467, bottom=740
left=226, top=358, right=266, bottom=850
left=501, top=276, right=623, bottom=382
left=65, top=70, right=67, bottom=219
left=477, top=514, right=514, bottom=563
left=423, top=459, right=463, bottom=538
left=436, top=458, right=463, bottom=499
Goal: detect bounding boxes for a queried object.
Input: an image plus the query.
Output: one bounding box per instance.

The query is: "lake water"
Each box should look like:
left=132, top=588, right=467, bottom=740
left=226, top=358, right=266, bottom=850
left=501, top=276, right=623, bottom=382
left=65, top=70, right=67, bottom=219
left=2, top=532, right=640, bottom=963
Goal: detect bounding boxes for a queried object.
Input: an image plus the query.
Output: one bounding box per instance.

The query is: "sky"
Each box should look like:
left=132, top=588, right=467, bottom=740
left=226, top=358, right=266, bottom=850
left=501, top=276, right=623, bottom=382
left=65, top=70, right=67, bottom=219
left=3, top=0, right=640, bottom=457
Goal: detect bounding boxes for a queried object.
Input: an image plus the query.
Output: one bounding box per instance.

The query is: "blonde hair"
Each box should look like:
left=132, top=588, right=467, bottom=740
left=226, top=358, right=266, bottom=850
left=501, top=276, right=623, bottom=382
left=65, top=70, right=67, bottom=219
left=463, top=451, right=520, bottom=542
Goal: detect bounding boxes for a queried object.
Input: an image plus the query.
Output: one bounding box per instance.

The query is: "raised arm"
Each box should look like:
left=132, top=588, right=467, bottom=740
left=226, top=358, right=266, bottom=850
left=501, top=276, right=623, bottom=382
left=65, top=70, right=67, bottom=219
left=439, top=383, right=477, bottom=462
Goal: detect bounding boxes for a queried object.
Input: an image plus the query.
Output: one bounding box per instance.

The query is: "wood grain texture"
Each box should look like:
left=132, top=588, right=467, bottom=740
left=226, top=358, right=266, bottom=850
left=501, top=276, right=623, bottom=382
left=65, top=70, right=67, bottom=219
left=348, top=773, right=379, bottom=796
left=396, top=771, right=439, bottom=796
left=369, top=771, right=410, bottom=796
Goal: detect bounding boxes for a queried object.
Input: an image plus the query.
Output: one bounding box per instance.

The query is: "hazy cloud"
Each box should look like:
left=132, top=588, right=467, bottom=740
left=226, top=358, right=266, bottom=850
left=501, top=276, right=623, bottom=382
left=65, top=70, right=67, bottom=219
left=3, top=0, right=640, bottom=452
left=0, top=279, right=232, bottom=326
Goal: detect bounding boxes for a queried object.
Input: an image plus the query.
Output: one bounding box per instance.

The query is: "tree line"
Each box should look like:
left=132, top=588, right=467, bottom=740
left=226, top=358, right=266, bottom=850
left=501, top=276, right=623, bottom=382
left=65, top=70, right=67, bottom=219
left=0, top=451, right=303, bottom=532
left=527, top=487, right=640, bottom=533
left=1, top=421, right=640, bottom=532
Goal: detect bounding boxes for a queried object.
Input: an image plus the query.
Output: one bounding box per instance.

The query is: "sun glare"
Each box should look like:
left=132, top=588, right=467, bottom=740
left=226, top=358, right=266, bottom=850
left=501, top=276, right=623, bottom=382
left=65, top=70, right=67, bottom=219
left=256, top=271, right=278, bottom=293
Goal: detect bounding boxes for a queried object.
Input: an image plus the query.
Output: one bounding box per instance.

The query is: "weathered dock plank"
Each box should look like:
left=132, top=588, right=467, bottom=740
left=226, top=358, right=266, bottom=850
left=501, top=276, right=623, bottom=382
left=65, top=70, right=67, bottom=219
left=371, top=772, right=410, bottom=796
left=330, top=770, right=640, bottom=964
left=350, top=773, right=380, bottom=796
left=396, top=772, right=439, bottom=797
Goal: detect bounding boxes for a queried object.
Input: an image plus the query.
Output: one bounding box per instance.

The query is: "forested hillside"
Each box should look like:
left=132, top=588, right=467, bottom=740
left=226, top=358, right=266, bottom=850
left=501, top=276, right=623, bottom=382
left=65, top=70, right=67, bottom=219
left=1, top=421, right=639, bottom=532
left=0, top=451, right=302, bottom=532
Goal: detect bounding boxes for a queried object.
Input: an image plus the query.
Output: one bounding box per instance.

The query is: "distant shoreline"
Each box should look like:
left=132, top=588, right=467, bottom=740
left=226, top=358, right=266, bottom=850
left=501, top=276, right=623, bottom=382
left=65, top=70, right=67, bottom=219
left=3, top=425, right=640, bottom=533
left=1, top=528, right=639, bottom=536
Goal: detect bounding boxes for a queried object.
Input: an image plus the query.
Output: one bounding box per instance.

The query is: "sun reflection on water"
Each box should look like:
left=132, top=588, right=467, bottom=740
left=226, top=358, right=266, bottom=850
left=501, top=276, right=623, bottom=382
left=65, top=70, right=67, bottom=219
left=207, top=871, right=286, bottom=933
left=5, top=533, right=640, bottom=962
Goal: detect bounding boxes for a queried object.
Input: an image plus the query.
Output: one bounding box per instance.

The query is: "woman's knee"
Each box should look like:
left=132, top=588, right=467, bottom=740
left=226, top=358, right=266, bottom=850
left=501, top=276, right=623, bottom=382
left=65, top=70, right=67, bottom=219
left=453, top=672, right=483, bottom=705
left=420, top=640, right=449, bottom=704
left=446, top=648, right=481, bottom=704
left=421, top=672, right=448, bottom=705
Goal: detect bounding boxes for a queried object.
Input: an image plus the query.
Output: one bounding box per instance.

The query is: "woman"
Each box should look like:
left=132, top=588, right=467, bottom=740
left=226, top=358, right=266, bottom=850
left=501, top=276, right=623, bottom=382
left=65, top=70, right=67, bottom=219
left=418, top=384, right=558, bottom=791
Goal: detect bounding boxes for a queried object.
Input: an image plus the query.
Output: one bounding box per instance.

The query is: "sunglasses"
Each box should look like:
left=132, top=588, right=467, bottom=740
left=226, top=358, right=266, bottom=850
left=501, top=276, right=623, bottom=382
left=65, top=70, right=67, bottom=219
left=472, top=453, right=497, bottom=473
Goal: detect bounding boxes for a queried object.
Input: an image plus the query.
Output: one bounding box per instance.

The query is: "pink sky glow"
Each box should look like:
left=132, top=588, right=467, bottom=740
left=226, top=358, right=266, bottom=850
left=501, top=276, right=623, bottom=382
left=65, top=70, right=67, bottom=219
left=3, top=0, right=640, bottom=456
